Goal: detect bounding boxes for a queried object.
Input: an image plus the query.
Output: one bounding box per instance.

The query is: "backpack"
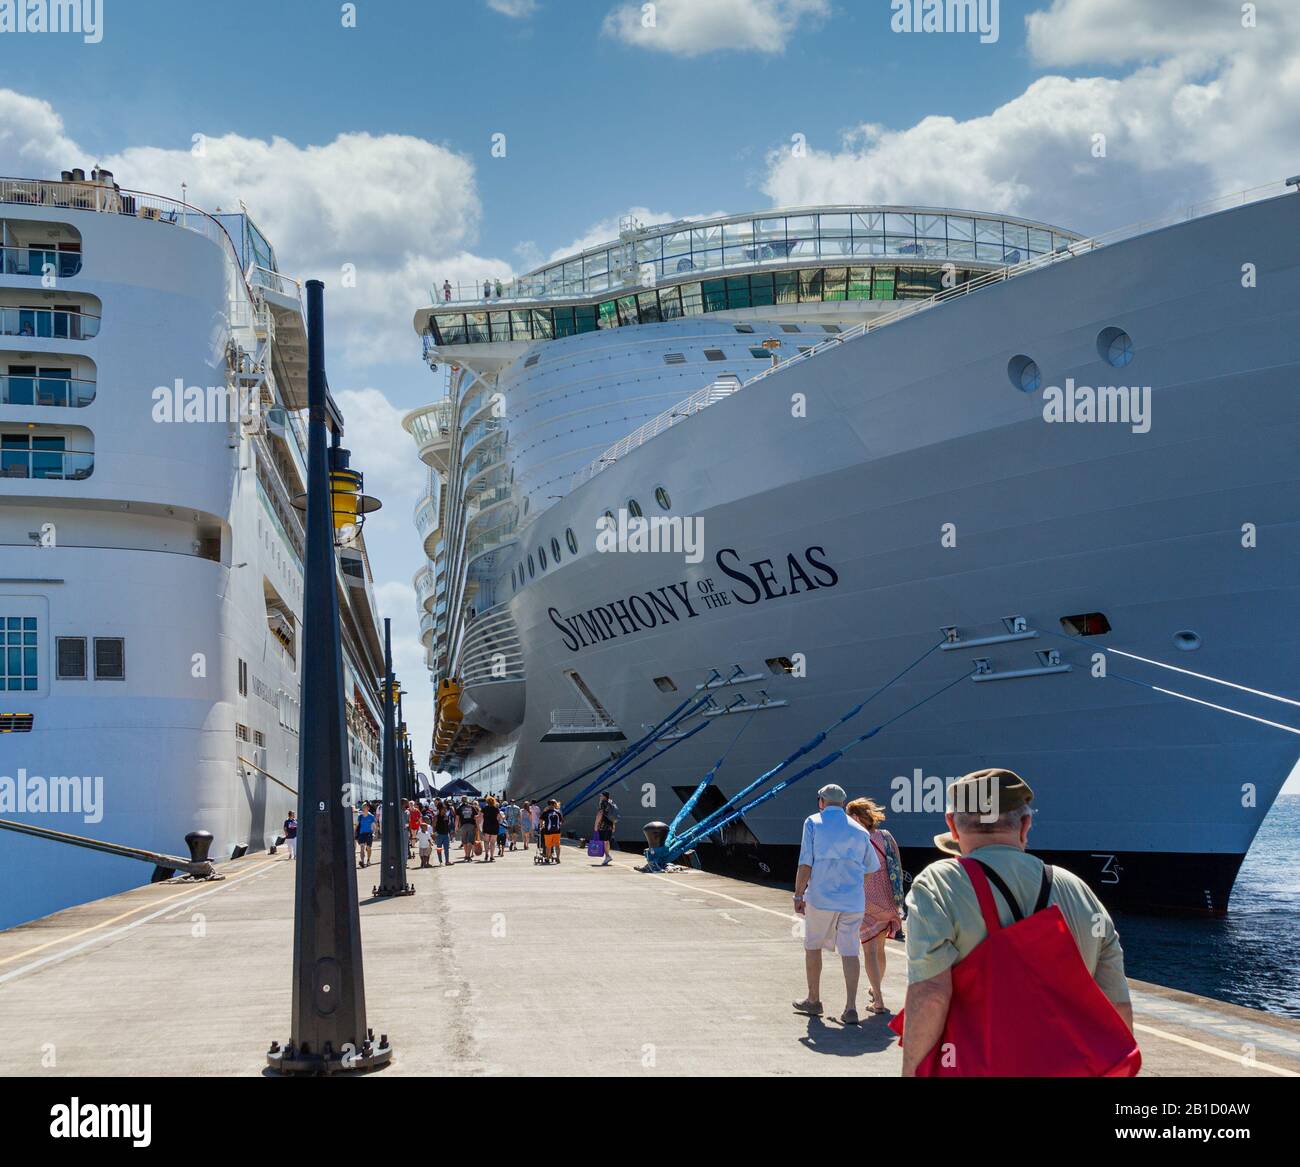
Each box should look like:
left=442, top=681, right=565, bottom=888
left=890, top=858, right=1140, bottom=1077
left=601, top=799, right=619, bottom=823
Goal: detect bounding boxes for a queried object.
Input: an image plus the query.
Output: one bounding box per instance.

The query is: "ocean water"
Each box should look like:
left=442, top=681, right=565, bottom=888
left=1114, top=793, right=1300, bottom=1017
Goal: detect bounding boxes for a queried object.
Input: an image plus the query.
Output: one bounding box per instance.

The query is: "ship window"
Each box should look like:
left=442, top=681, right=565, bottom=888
left=1097, top=327, right=1133, bottom=368
left=253, top=729, right=266, bottom=747
left=627, top=499, right=643, bottom=518
left=528, top=554, right=535, bottom=579
left=749, top=348, right=773, bottom=359
left=703, top=348, right=727, bottom=361
left=766, top=656, right=797, bottom=675
left=780, top=324, right=801, bottom=333
left=511, top=567, right=517, bottom=591
left=94, top=637, right=125, bottom=680
left=654, top=486, right=671, bottom=510
left=566, top=527, right=578, bottom=554
left=0, top=713, right=34, bottom=732
left=523, top=353, right=540, bottom=368
left=1060, top=613, right=1111, bottom=637
left=653, top=676, right=678, bottom=693
left=539, top=545, right=547, bottom=570
left=601, top=510, right=615, bottom=529
left=57, top=637, right=87, bottom=680
left=733, top=324, right=755, bottom=333
left=2, top=617, right=38, bottom=691
left=1008, top=354, right=1041, bottom=393
left=663, top=352, right=686, bottom=365
left=821, top=324, right=841, bottom=333
left=551, top=537, right=561, bottom=562
left=236, top=723, right=251, bottom=743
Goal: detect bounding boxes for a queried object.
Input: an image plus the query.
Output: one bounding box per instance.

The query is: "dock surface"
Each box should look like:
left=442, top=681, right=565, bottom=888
left=1, top=843, right=1298, bottom=1077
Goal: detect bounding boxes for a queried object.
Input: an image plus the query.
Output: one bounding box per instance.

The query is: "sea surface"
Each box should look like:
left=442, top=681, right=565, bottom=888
left=1114, top=793, right=1300, bottom=1017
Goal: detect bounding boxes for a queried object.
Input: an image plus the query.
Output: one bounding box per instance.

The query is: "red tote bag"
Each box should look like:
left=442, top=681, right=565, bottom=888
left=890, top=858, right=1141, bottom=1077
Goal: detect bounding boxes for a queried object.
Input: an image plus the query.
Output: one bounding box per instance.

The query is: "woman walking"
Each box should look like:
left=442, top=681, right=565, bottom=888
left=846, top=797, right=905, bottom=1015
left=434, top=800, right=453, bottom=866
left=481, top=796, right=501, bottom=862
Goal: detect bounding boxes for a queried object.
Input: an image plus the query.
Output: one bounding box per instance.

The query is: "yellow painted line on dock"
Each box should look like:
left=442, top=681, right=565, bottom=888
left=1133, top=1023, right=1298, bottom=1077
left=0, top=857, right=281, bottom=982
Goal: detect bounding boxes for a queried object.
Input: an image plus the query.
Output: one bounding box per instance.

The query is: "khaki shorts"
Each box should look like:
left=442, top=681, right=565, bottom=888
left=802, top=906, right=864, bottom=956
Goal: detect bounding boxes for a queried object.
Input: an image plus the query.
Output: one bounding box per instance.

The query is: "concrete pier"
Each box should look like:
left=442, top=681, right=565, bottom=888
left=0, top=843, right=1297, bottom=1077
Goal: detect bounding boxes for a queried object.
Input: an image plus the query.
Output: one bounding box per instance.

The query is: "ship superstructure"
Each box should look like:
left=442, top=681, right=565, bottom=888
left=0, top=171, right=386, bottom=929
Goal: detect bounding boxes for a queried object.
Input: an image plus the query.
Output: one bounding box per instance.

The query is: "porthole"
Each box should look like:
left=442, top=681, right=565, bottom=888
left=551, top=537, right=561, bottom=562
left=1008, top=354, right=1041, bottom=393
left=566, top=527, right=578, bottom=554
left=527, top=554, right=535, bottom=579
left=601, top=509, right=616, bottom=530
left=522, top=496, right=530, bottom=516
left=1173, top=630, right=1201, bottom=652
left=627, top=499, right=643, bottom=518
left=654, top=486, right=671, bottom=511
left=1097, top=326, right=1133, bottom=368
left=538, top=546, right=547, bottom=570
left=511, top=567, right=517, bottom=591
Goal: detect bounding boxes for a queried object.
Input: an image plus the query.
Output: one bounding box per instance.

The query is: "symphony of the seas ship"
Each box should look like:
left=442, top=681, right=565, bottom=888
left=406, top=187, right=1299, bottom=914
left=0, top=169, right=386, bottom=930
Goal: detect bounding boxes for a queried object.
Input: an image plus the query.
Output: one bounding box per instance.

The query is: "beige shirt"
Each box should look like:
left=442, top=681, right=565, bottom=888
left=904, top=844, right=1130, bottom=1005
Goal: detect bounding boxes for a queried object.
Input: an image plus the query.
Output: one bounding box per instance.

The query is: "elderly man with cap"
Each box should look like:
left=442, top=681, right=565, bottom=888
left=792, top=783, right=880, bottom=1025
left=900, top=768, right=1134, bottom=1075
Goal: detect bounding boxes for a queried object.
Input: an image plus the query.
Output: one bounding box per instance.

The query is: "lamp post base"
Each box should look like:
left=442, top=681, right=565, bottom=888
left=372, top=883, right=416, bottom=898
left=267, top=1031, right=394, bottom=1075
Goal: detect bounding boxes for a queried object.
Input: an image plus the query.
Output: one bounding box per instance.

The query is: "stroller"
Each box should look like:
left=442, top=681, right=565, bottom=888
left=533, top=825, right=557, bottom=865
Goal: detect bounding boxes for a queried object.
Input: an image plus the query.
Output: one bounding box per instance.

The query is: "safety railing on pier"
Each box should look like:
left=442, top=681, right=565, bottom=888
left=570, top=179, right=1294, bottom=488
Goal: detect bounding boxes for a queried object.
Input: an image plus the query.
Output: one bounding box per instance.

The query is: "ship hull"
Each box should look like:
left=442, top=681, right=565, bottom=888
left=475, top=192, right=1300, bottom=915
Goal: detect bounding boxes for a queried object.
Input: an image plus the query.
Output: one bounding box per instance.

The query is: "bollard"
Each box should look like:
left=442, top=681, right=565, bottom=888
left=186, top=830, right=214, bottom=865
left=643, top=821, right=670, bottom=849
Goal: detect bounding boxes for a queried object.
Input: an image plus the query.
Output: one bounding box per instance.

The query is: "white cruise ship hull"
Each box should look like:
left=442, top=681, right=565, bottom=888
left=482, top=193, right=1300, bottom=913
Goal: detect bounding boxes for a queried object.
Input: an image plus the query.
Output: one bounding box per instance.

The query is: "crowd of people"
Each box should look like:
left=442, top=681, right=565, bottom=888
left=333, top=791, right=620, bottom=868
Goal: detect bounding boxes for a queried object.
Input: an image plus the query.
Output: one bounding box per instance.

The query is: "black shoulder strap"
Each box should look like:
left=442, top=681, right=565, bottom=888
left=1034, top=864, right=1054, bottom=914
left=971, top=860, right=1024, bottom=923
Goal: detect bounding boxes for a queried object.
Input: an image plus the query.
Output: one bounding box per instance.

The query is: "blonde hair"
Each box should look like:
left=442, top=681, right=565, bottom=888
left=485, top=795, right=497, bottom=807
left=846, top=797, right=886, bottom=830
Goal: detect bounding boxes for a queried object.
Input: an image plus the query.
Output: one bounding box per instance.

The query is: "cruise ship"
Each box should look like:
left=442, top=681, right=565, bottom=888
left=405, top=188, right=1300, bottom=915
left=0, top=170, right=387, bottom=930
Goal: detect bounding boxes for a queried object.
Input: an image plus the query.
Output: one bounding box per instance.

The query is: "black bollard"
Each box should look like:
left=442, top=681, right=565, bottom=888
left=643, top=821, right=670, bottom=849
left=185, top=830, right=214, bottom=865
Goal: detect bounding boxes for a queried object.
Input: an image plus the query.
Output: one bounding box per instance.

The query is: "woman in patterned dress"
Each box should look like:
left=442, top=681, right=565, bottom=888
left=846, top=797, right=905, bottom=1015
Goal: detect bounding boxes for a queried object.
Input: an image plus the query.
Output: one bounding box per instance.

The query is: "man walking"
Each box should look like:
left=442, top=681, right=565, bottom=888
left=595, top=790, right=619, bottom=866
left=792, top=783, right=878, bottom=1026
left=282, top=809, right=297, bottom=860
left=899, top=768, right=1135, bottom=1076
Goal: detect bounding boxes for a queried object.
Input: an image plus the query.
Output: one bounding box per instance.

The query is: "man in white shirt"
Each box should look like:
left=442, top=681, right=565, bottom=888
left=792, top=783, right=879, bottom=1025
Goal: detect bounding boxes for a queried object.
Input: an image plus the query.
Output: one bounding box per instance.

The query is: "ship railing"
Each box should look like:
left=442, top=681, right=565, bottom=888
left=0, top=306, right=100, bottom=340
left=0, top=374, right=96, bottom=408
left=549, top=709, right=619, bottom=731
left=572, top=177, right=1295, bottom=486
left=0, top=244, right=82, bottom=278
left=460, top=602, right=525, bottom=686
left=571, top=378, right=741, bottom=487
left=0, top=449, right=94, bottom=480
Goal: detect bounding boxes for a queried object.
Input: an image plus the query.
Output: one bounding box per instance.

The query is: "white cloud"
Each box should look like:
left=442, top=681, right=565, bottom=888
left=373, top=579, right=433, bottom=763
left=602, top=0, right=828, bottom=57
left=1025, top=0, right=1250, bottom=67
left=763, top=2, right=1300, bottom=232
left=487, top=0, right=538, bottom=16
left=0, top=88, right=82, bottom=176
left=333, top=386, right=427, bottom=511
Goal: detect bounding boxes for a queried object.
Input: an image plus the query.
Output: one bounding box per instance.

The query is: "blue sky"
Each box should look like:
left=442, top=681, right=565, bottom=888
left=3, top=0, right=1297, bottom=767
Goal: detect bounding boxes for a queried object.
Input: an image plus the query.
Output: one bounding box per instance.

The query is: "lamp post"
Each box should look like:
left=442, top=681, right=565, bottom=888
left=375, top=620, right=414, bottom=898
left=268, top=280, right=391, bottom=1074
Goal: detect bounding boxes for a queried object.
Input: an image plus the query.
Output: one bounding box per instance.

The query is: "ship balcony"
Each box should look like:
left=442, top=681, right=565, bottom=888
left=414, top=564, right=437, bottom=612
left=419, top=608, right=437, bottom=648
left=465, top=483, right=514, bottom=527
left=460, top=416, right=504, bottom=462
left=414, top=490, right=442, bottom=558
left=1, top=244, right=83, bottom=280
left=0, top=298, right=101, bottom=342
left=541, top=709, right=626, bottom=744
left=403, top=398, right=454, bottom=473
left=0, top=369, right=96, bottom=408
left=0, top=423, right=94, bottom=481
left=1, top=217, right=83, bottom=281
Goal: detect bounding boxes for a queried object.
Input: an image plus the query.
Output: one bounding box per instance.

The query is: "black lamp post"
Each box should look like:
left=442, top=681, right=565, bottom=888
left=268, top=280, right=391, bottom=1074
left=375, top=620, right=414, bottom=898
